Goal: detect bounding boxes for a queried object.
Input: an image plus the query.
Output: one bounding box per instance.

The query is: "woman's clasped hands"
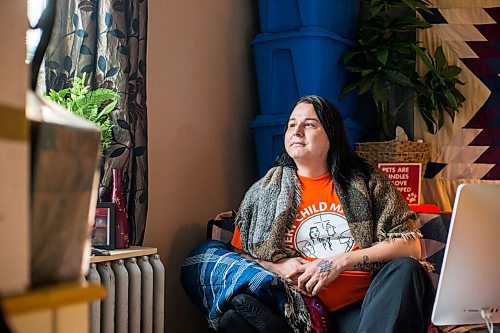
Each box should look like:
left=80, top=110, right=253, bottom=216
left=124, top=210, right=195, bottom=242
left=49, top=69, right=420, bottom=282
left=285, top=255, right=346, bottom=297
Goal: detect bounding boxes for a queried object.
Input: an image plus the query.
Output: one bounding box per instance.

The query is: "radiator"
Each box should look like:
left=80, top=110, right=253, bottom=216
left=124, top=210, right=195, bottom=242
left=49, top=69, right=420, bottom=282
left=86, top=253, right=165, bottom=333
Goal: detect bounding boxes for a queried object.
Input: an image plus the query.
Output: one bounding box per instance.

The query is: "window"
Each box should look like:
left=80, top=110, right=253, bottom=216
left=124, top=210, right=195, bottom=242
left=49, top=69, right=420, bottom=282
left=26, top=0, right=47, bottom=63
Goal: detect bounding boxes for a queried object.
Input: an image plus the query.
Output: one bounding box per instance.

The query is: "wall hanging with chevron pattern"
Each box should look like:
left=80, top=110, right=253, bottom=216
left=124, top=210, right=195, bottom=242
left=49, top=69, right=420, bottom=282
left=415, top=0, right=500, bottom=211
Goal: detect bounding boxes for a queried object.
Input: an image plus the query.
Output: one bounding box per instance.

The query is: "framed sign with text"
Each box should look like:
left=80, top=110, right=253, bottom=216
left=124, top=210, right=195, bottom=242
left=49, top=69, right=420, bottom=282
left=378, top=163, right=422, bottom=204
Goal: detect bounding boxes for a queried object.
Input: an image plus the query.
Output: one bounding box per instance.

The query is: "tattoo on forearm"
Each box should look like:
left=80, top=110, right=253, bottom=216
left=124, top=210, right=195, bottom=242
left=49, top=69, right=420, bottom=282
left=318, top=260, right=332, bottom=276
left=353, top=255, right=386, bottom=271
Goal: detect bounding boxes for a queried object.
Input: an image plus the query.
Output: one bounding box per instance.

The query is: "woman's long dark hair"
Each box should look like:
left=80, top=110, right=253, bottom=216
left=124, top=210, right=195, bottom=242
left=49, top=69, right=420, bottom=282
left=275, top=95, right=369, bottom=182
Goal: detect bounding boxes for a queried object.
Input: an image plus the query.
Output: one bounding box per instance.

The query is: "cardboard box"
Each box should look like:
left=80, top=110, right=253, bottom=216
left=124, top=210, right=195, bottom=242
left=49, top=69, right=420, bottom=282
left=28, top=92, right=101, bottom=286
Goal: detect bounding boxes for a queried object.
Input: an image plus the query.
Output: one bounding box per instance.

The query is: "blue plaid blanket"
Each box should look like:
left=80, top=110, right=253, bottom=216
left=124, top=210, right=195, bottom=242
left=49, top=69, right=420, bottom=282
left=180, top=240, right=310, bottom=331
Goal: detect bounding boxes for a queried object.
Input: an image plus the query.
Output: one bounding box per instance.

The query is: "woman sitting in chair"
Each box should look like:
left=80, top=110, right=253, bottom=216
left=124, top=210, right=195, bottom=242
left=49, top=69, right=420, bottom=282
left=183, top=95, right=435, bottom=333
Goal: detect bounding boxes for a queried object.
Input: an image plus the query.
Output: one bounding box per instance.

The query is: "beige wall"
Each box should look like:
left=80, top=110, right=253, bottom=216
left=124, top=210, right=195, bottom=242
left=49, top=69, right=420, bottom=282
left=0, top=0, right=30, bottom=296
left=0, top=0, right=27, bottom=108
left=146, top=1, right=259, bottom=331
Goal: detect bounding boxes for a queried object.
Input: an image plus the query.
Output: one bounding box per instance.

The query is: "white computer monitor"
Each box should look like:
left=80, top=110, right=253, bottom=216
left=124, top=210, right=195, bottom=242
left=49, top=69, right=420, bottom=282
left=432, top=183, right=500, bottom=326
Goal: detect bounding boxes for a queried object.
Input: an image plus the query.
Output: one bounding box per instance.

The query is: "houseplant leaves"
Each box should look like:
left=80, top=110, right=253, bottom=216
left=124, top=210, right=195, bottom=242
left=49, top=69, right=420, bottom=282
left=341, top=0, right=465, bottom=140
left=46, top=75, right=119, bottom=152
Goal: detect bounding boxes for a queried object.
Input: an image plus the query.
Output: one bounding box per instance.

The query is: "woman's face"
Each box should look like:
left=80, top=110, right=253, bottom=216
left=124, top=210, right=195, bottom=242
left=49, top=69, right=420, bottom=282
left=285, top=102, right=330, bottom=167
left=309, top=226, right=320, bottom=239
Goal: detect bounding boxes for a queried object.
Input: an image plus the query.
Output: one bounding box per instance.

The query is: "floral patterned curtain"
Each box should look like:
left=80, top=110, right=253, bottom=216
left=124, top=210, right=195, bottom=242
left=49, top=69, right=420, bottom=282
left=42, top=0, right=148, bottom=245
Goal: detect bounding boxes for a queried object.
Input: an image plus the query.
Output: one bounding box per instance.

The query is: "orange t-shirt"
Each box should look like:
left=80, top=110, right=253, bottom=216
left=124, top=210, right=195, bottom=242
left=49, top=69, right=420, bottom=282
left=231, top=172, right=372, bottom=311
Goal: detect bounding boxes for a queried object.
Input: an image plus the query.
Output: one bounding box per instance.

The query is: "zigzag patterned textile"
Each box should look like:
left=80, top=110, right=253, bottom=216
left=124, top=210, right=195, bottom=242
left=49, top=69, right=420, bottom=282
left=415, top=0, right=500, bottom=211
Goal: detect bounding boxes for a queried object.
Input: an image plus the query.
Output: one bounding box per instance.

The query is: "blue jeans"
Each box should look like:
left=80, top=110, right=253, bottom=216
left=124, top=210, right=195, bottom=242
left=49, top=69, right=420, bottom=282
left=330, top=257, right=435, bottom=333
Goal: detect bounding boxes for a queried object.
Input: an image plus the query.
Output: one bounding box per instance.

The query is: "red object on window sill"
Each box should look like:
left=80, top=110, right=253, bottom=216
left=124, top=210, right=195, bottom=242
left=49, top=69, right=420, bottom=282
left=409, top=204, right=441, bottom=213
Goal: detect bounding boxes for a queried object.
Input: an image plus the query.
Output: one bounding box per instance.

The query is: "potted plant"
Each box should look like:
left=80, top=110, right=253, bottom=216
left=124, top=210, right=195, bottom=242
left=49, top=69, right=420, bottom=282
left=413, top=45, right=465, bottom=134
left=341, top=0, right=465, bottom=141
left=44, top=76, right=129, bottom=249
left=45, top=75, right=119, bottom=153
left=30, top=76, right=118, bottom=285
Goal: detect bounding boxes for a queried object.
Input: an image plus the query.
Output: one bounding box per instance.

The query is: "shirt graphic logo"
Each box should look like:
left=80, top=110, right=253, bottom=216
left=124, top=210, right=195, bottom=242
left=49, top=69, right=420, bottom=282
left=294, top=212, right=354, bottom=258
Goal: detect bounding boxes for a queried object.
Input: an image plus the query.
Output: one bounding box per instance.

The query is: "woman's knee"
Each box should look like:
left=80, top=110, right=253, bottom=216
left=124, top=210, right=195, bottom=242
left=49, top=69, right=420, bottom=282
left=367, top=257, right=434, bottom=307
left=389, top=256, right=423, bottom=272
left=377, top=257, right=430, bottom=284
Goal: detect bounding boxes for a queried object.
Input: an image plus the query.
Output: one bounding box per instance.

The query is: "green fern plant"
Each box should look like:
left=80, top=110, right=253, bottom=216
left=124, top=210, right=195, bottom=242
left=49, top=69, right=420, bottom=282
left=46, top=76, right=119, bottom=152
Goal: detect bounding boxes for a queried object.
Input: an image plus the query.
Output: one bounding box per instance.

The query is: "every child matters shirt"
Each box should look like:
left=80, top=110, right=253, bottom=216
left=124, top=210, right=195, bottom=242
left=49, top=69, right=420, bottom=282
left=232, top=172, right=372, bottom=312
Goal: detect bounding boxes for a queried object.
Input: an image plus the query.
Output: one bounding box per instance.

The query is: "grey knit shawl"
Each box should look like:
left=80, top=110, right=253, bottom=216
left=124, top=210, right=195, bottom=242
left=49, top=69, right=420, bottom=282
left=235, top=165, right=421, bottom=265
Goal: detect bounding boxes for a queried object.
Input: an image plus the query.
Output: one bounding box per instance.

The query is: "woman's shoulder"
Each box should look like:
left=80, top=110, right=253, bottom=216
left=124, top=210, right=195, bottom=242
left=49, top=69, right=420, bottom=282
left=352, top=161, right=388, bottom=181
left=259, top=166, right=297, bottom=185
left=242, top=166, right=287, bottom=196
left=339, top=162, right=392, bottom=193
